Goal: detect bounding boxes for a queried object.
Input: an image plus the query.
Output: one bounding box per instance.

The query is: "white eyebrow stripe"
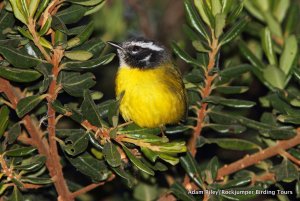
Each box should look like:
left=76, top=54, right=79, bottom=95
left=141, top=54, right=152, bottom=62
left=130, top=41, right=164, bottom=51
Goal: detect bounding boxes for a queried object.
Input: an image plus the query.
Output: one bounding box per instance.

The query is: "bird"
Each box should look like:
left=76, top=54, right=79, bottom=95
left=107, top=37, right=186, bottom=128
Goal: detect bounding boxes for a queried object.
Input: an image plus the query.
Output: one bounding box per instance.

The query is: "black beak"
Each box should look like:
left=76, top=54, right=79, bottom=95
left=107, top=41, right=125, bottom=52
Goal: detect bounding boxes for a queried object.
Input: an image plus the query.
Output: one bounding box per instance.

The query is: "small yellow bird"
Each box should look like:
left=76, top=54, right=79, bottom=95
left=108, top=38, right=186, bottom=128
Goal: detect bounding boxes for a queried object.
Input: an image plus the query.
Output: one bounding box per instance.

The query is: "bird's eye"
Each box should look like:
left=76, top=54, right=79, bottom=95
left=131, top=46, right=141, bottom=52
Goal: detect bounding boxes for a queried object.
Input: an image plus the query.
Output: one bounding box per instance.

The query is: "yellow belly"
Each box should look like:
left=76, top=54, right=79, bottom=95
left=115, top=65, right=186, bottom=128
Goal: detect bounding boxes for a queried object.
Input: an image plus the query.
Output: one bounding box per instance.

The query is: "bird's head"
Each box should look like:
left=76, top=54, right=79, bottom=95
left=107, top=37, right=170, bottom=69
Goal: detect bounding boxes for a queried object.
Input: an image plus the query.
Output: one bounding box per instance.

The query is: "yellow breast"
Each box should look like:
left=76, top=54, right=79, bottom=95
left=115, top=64, right=186, bottom=128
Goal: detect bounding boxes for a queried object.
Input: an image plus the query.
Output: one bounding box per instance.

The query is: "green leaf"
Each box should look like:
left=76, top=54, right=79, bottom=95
left=264, top=11, right=283, bottom=38
left=67, top=22, right=94, bottom=49
left=272, top=0, right=290, bottom=23
left=81, top=90, right=105, bottom=127
left=0, top=106, right=9, bottom=139
left=165, top=125, right=190, bottom=134
left=215, top=86, right=249, bottom=94
left=156, top=141, right=187, bottom=154
left=64, top=131, right=89, bottom=156
left=7, top=123, right=21, bottom=144
left=220, top=17, right=248, bottom=46
left=279, top=35, right=298, bottom=76
left=8, top=186, right=23, bottom=201
left=65, top=151, right=111, bottom=182
left=239, top=41, right=265, bottom=70
left=273, top=158, right=298, bottom=182
left=204, top=96, right=256, bottom=108
left=219, top=64, right=251, bottom=78
left=16, top=94, right=47, bottom=118
left=112, top=166, right=136, bottom=188
left=51, top=15, right=69, bottom=34
left=141, top=147, right=158, bottom=162
left=205, top=138, right=260, bottom=151
left=13, top=155, right=46, bottom=171
left=8, top=0, right=27, bottom=24
left=103, top=142, right=122, bottom=167
left=61, top=53, right=115, bottom=71
left=215, top=13, right=226, bottom=38
left=121, top=145, right=154, bottom=176
left=180, top=152, right=204, bottom=188
left=55, top=4, right=88, bottom=24
left=39, top=15, right=52, bottom=36
left=171, top=42, right=201, bottom=67
left=205, top=156, right=219, bottom=182
left=157, top=153, right=179, bottom=165
left=278, top=115, right=300, bottom=125
left=262, top=65, right=286, bottom=89
left=0, top=10, right=15, bottom=39
left=0, top=45, right=44, bottom=68
left=284, top=3, right=298, bottom=36
left=73, top=38, right=105, bottom=57
left=84, top=1, right=106, bottom=16
left=66, top=0, right=104, bottom=6
left=65, top=50, right=93, bottom=61
left=29, top=0, right=40, bottom=17
left=261, top=28, right=277, bottom=65
left=60, top=71, right=96, bottom=97
left=227, top=1, right=244, bottom=23
left=6, top=147, right=36, bottom=156
left=171, top=182, right=196, bottom=201
left=21, top=177, right=52, bottom=184
left=34, top=0, right=50, bottom=20
left=220, top=177, right=251, bottom=189
left=133, top=182, right=158, bottom=201
left=119, top=124, right=161, bottom=135
left=193, top=0, right=211, bottom=26
left=0, top=66, right=42, bottom=82
left=35, top=63, right=52, bottom=93
left=184, top=0, right=209, bottom=40
left=205, top=124, right=246, bottom=134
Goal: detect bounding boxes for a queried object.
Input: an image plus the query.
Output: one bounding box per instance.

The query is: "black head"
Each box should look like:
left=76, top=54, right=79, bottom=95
left=107, top=38, right=170, bottom=69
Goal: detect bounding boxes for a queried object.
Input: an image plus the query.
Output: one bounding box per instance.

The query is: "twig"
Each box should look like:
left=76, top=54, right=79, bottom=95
left=70, top=175, right=115, bottom=199
left=280, top=150, right=300, bottom=166
left=217, top=128, right=300, bottom=180
left=187, top=35, right=220, bottom=157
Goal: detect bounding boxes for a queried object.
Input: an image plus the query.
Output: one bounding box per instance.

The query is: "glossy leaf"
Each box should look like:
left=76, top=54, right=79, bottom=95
left=0, top=45, right=44, bottom=68
left=8, top=0, right=27, bottom=24
left=215, top=86, right=249, bottom=94
left=121, top=145, right=154, bottom=176
left=60, top=71, right=96, bottom=97
left=6, top=147, right=37, bottom=156
left=279, top=35, right=298, bottom=76
left=81, top=90, right=105, bottom=127
left=0, top=106, right=9, bottom=139
left=180, top=152, right=204, bottom=188
left=172, top=42, right=201, bottom=67
left=205, top=124, right=246, bottom=134
left=16, top=94, right=47, bottom=118
left=103, top=142, right=122, bottom=167
left=205, top=156, right=219, bottom=183
left=34, top=0, right=50, bottom=19
left=204, top=96, right=256, bottom=108
left=65, top=151, right=111, bottom=182
left=8, top=186, right=23, bottom=201
left=13, top=155, right=46, bottom=171
left=65, top=50, right=93, bottom=61
left=215, top=13, right=226, bottom=38
left=261, top=28, right=277, bottom=65
left=262, top=65, right=286, bottom=89
left=112, top=166, right=135, bottom=188
left=55, top=5, right=88, bottom=24
left=21, top=177, right=52, bottom=184
left=0, top=10, right=15, bottom=39
left=220, top=17, right=248, bottom=46
left=219, top=64, right=251, bottom=78
left=171, top=182, right=196, bottom=201
left=73, top=38, right=105, bottom=57
left=39, top=15, right=52, bottom=36
left=29, top=0, right=40, bottom=17
left=7, top=123, right=21, bottom=144
left=35, top=63, right=52, bottom=93
left=204, top=138, right=260, bottom=151
left=64, top=131, right=89, bottom=156
left=133, top=183, right=157, bottom=201
left=273, top=158, right=298, bottom=182
left=67, top=22, right=94, bottom=49
left=61, top=53, right=115, bottom=71
left=184, top=0, right=209, bottom=40
left=119, top=124, right=161, bottom=135
left=0, top=66, right=42, bottom=82
left=141, top=147, right=158, bottom=162
left=66, top=0, right=104, bottom=6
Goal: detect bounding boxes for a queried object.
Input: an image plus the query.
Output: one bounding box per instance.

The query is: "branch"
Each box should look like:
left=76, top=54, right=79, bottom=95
left=217, top=128, right=300, bottom=180
left=187, top=35, right=220, bottom=157
left=70, top=175, right=115, bottom=199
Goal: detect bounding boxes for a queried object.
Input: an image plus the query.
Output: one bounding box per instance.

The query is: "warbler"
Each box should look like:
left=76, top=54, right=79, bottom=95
left=107, top=38, right=186, bottom=128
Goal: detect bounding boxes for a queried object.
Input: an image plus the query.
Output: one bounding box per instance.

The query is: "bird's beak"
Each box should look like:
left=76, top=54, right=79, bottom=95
left=107, top=41, right=125, bottom=52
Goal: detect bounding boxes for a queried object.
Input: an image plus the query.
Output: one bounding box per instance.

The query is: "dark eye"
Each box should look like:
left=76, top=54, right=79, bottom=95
left=132, top=46, right=141, bottom=52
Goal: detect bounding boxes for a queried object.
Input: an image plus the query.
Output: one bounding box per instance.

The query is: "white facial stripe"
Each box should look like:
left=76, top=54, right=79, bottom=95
left=141, top=54, right=152, bottom=62
left=130, top=41, right=163, bottom=51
